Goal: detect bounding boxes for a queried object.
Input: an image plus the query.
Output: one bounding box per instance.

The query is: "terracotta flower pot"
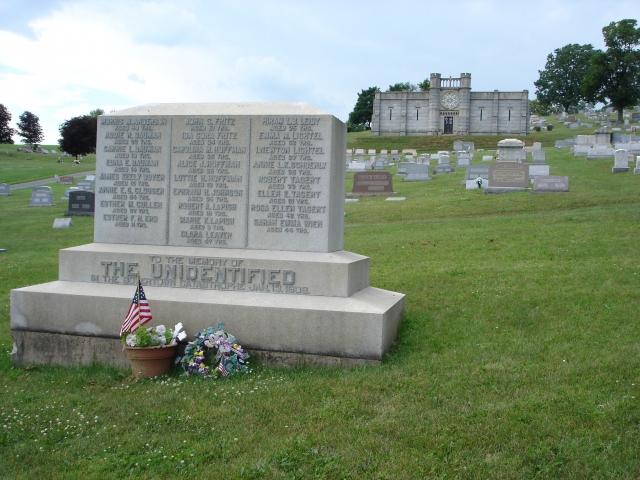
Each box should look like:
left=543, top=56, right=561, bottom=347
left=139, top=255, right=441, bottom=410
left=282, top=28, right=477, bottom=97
left=125, top=344, right=178, bottom=378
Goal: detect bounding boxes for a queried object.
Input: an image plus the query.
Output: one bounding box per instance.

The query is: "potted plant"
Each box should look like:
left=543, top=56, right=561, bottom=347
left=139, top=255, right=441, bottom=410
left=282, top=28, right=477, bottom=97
left=123, top=323, right=186, bottom=378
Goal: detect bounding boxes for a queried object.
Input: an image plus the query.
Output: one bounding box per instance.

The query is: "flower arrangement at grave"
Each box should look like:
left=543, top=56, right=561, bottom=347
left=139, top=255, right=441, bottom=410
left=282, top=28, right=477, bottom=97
left=178, top=324, right=249, bottom=378
left=123, top=323, right=186, bottom=348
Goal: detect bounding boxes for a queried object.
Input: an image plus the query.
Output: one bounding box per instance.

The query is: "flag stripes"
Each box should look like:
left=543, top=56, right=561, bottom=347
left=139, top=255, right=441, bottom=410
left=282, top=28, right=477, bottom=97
left=120, top=280, right=152, bottom=336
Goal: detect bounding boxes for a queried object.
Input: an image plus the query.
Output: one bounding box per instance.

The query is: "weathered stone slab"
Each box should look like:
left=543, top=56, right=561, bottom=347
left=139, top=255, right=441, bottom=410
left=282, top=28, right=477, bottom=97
left=29, top=186, right=54, bottom=206
left=58, top=175, right=74, bottom=184
left=612, top=149, right=629, bottom=173
left=466, top=165, right=489, bottom=180
left=352, top=171, right=393, bottom=196
left=497, top=138, right=525, bottom=162
left=169, top=116, right=250, bottom=248
left=404, top=163, right=430, bottom=181
left=53, top=218, right=72, bottom=229
left=488, top=162, right=529, bottom=188
left=532, top=175, right=569, bottom=192
left=11, top=281, right=404, bottom=362
left=58, top=243, right=369, bottom=298
left=528, top=164, right=550, bottom=177
left=0, top=183, right=10, bottom=195
left=94, top=116, right=171, bottom=245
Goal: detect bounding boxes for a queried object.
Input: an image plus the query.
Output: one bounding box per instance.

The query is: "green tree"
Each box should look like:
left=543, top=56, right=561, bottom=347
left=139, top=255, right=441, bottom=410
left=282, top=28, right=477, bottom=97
left=529, top=99, right=553, bottom=116
left=16, top=111, right=44, bottom=149
left=89, top=108, right=104, bottom=117
left=417, top=78, right=431, bottom=91
left=348, top=86, right=378, bottom=130
left=58, top=115, right=97, bottom=159
left=534, top=43, right=595, bottom=113
left=583, top=19, right=640, bottom=123
left=0, top=104, right=14, bottom=144
left=388, top=82, right=416, bottom=92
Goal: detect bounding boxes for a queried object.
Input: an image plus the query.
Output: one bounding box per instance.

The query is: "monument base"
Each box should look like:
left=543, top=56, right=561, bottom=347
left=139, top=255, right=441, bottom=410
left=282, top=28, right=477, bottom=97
left=10, top=331, right=381, bottom=368
left=11, top=280, right=404, bottom=367
left=612, top=167, right=629, bottom=173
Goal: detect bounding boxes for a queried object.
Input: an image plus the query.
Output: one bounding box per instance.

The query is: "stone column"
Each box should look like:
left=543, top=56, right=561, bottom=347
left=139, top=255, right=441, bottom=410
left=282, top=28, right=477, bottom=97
left=457, top=73, right=472, bottom=135
left=371, top=91, right=381, bottom=136
left=429, top=73, right=441, bottom=135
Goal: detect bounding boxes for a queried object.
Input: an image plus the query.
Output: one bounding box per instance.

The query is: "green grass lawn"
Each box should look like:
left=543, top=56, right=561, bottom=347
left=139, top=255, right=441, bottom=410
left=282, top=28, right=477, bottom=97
left=346, top=117, right=599, bottom=151
left=0, top=144, right=96, bottom=184
left=1, top=144, right=640, bottom=478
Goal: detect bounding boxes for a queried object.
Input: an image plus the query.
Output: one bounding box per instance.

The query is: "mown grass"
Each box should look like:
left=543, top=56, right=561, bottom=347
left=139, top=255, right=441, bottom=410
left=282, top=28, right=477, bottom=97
left=1, top=145, right=640, bottom=478
left=346, top=117, right=600, bottom=151
left=0, top=144, right=96, bottom=184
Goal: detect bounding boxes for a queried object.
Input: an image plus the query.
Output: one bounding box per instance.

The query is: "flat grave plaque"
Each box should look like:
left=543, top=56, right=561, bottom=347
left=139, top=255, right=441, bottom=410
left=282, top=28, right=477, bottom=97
left=532, top=175, right=569, bottom=192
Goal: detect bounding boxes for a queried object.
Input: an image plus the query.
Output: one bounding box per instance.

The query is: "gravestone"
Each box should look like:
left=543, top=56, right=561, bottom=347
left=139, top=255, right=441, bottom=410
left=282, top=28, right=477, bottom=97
left=435, top=154, right=453, bottom=173
left=612, top=149, right=629, bottom=173
left=53, top=218, right=72, bottom=229
left=532, top=176, right=569, bottom=192
left=456, top=151, right=471, bottom=167
left=397, top=162, right=410, bottom=175
left=367, top=149, right=376, bottom=155
left=76, top=180, right=95, bottom=191
left=531, top=150, right=546, bottom=163
left=11, top=103, right=404, bottom=368
left=486, top=162, right=529, bottom=192
left=554, top=139, right=574, bottom=148
left=497, top=139, right=525, bottom=162
left=0, top=183, right=10, bottom=196
left=58, top=176, right=74, bottom=184
left=347, top=160, right=367, bottom=172
left=465, top=178, right=487, bottom=190
left=466, top=165, right=489, bottom=181
left=403, top=163, right=430, bottom=181
left=352, top=171, right=393, bottom=195
left=634, top=157, right=640, bottom=175
left=528, top=164, right=550, bottom=177
left=29, top=186, right=54, bottom=206
left=63, top=187, right=79, bottom=199
left=66, top=190, right=95, bottom=216
left=482, top=155, right=493, bottom=162
left=373, top=158, right=387, bottom=170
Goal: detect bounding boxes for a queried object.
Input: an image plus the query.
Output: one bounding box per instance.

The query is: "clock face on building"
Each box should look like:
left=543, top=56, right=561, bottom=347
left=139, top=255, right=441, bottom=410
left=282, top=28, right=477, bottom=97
left=441, top=91, right=459, bottom=110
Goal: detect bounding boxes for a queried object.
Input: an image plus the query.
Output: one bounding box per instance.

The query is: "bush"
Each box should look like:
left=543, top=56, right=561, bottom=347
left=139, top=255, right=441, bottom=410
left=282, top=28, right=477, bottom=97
left=547, top=124, right=554, bottom=131
left=534, top=126, right=541, bottom=132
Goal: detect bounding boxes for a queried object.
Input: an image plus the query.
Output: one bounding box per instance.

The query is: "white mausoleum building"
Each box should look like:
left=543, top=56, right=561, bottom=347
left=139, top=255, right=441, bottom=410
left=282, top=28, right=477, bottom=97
left=371, top=73, right=529, bottom=136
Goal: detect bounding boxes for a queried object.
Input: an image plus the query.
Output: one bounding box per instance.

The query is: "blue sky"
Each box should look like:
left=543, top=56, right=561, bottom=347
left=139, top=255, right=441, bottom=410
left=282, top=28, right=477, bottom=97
left=0, top=0, right=638, bottom=143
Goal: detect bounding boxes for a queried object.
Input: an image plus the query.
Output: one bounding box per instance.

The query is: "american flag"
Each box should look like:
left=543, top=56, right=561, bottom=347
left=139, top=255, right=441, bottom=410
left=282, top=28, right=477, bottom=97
left=119, top=280, right=152, bottom=336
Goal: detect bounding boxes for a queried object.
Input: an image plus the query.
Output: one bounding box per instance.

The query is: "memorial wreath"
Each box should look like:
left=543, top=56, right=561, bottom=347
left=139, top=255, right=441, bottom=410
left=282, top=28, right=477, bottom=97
left=178, top=324, right=249, bottom=378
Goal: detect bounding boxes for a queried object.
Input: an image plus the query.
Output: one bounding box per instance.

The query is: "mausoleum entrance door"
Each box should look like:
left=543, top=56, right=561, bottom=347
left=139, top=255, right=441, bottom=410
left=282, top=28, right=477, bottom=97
left=443, top=116, right=453, bottom=134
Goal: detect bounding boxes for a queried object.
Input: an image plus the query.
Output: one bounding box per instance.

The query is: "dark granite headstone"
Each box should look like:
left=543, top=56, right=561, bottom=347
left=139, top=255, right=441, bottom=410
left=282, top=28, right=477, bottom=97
left=66, top=190, right=95, bottom=216
left=352, top=171, right=393, bottom=196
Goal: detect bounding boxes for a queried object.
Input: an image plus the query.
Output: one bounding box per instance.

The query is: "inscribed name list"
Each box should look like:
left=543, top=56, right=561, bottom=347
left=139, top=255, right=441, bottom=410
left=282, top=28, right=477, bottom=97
left=247, top=116, right=332, bottom=251
left=169, top=117, right=249, bottom=247
left=94, top=117, right=171, bottom=244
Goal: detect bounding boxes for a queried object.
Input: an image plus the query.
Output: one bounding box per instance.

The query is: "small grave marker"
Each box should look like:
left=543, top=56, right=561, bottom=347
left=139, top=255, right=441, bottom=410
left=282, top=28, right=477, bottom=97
left=352, top=171, right=393, bottom=196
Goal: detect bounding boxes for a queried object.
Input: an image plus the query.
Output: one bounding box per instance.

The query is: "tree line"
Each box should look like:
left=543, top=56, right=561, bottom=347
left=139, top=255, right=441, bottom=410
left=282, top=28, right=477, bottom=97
left=0, top=105, right=103, bottom=159
left=348, top=18, right=640, bottom=129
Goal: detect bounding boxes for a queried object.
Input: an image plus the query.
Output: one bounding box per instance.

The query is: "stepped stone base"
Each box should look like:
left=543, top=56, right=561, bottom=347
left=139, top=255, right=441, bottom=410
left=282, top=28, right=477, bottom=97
left=11, top=280, right=404, bottom=366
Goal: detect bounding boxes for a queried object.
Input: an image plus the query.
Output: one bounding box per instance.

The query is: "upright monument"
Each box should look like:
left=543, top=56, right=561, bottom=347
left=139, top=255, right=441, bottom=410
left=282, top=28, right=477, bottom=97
left=11, top=103, right=404, bottom=367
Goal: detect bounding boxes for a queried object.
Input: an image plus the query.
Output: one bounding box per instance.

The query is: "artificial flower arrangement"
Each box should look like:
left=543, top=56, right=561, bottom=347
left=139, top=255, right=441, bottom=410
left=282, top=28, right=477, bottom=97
left=177, top=323, right=249, bottom=378
left=123, top=323, right=187, bottom=348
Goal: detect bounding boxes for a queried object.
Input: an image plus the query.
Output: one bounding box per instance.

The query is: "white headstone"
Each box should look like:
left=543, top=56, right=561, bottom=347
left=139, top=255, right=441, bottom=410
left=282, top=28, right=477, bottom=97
left=52, top=218, right=72, bottom=229
left=612, top=149, right=629, bottom=173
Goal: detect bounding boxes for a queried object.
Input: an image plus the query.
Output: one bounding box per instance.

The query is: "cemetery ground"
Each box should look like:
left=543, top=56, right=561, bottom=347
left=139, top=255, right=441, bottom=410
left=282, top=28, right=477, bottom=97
left=0, top=144, right=96, bottom=184
left=1, top=141, right=639, bottom=478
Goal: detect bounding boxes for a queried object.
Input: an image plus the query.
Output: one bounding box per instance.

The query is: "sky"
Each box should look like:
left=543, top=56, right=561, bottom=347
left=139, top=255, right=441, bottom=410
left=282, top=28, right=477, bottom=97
left=0, top=0, right=638, bottom=144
